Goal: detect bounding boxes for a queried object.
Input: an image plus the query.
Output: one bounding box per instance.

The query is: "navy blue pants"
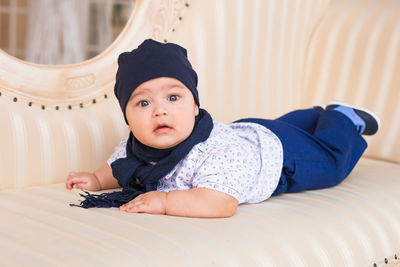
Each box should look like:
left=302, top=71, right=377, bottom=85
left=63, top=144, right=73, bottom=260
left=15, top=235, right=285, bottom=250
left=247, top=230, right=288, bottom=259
left=235, top=108, right=367, bottom=195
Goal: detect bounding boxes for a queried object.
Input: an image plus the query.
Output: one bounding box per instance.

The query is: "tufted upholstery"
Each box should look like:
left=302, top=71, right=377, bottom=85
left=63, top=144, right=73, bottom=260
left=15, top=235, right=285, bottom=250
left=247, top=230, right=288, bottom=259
left=168, top=0, right=330, bottom=120
left=302, top=0, right=400, bottom=163
left=0, top=0, right=399, bottom=266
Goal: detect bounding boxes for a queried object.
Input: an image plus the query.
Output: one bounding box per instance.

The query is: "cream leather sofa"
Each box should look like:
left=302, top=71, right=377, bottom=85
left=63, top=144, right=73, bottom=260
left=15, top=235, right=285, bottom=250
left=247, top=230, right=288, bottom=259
left=1, top=0, right=399, bottom=266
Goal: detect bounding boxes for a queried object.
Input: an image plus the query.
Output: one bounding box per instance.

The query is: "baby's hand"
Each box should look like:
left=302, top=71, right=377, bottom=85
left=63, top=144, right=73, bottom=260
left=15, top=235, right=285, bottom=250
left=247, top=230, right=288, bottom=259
left=66, top=172, right=101, bottom=191
left=119, top=191, right=167, bottom=215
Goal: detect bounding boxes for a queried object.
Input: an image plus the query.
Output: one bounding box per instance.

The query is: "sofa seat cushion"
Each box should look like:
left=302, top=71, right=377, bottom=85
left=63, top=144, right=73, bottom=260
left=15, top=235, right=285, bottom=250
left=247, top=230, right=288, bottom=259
left=1, top=158, right=399, bottom=266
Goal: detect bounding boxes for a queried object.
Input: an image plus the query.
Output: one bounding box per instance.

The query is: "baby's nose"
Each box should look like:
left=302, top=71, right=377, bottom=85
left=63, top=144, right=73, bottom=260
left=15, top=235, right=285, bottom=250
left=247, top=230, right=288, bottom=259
left=153, top=104, right=168, bottom=117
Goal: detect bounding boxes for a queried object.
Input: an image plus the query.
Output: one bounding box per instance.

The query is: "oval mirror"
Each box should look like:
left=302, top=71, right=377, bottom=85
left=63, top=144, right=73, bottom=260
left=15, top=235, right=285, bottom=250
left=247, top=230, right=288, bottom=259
left=0, top=0, right=180, bottom=108
left=0, top=0, right=134, bottom=65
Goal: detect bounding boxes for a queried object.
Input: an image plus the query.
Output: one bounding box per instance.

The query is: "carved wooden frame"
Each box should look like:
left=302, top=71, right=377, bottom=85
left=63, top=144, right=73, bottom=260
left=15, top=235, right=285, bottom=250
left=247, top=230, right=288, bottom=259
left=0, top=0, right=189, bottom=111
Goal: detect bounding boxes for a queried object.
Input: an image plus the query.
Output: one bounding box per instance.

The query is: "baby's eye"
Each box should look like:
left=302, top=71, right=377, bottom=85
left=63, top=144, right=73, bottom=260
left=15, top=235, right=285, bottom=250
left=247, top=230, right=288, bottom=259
left=138, top=100, right=150, bottom=107
left=168, top=95, right=179, bottom=101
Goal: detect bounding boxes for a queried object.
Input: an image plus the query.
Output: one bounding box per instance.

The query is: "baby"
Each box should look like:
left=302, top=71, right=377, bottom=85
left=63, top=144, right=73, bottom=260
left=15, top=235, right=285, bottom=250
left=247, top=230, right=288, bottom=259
left=66, top=39, right=380, bottom=218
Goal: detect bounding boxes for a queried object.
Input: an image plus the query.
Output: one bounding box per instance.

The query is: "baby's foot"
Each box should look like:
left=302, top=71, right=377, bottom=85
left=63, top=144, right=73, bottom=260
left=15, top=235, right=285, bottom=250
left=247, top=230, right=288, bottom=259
left=326, top=100, right=380, bottom=135
left=312, top=105, right=324, bottom=113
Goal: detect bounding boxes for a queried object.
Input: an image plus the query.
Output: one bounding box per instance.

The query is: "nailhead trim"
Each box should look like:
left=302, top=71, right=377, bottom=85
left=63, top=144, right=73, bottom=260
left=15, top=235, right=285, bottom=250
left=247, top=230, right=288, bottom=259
left=0, top=89, right=111, bottom=110
left=374, top=254, right=400, bottom=266
left=162, top=1, right=190, bottom=44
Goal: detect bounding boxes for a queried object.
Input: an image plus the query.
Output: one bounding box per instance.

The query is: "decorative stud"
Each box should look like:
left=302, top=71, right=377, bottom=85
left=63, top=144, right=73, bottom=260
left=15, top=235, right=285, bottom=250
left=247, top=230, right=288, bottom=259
left=164, top=39, right=168, bottom=43
left=185, top=2, right=189, bottom=7
left=179, top=16, right=182, bottom=20
left=5, top=93, right=111, bottom=110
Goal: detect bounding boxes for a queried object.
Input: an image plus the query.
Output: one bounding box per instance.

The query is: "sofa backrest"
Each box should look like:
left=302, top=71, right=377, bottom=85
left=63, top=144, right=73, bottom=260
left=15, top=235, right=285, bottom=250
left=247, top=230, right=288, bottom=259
left=302, top=0, right=400, bottom=163
left=166, top=0, right=331, bottom=121
left=1, top=0, right=398, bottom=189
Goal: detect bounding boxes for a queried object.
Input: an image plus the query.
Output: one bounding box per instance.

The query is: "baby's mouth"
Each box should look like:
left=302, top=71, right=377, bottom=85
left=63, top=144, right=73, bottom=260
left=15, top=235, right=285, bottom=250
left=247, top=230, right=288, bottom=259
left=154, top=124, right=172, bottom=133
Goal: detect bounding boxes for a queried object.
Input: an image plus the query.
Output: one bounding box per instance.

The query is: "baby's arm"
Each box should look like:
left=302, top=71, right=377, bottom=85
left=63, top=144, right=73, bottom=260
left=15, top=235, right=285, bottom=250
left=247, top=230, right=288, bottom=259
left=120, top=188, right=238, bottom=218
left=66, top=163, right=120, bottom=191
left=166, top=188, right=238, bottom=217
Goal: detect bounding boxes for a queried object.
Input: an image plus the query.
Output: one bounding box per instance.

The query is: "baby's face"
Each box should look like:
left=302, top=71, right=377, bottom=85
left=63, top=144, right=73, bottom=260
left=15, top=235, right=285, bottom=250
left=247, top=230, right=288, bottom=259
left=125, top=77, right=199, bottom=149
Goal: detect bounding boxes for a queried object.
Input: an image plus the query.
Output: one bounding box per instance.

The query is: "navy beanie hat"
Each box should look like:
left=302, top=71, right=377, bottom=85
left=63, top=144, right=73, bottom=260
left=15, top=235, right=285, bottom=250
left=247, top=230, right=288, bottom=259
left=114, top=39, right=199, bottom=123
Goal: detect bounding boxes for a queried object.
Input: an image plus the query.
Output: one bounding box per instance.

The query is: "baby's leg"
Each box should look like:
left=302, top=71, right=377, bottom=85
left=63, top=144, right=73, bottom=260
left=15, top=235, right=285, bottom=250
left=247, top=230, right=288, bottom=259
left=235, top=110, right=367, bottom=195
left=235, top=108, right=321, bottom=134
left=273, top=110, right=367, bottom=195
left=275, top=108, right=321, bottom=134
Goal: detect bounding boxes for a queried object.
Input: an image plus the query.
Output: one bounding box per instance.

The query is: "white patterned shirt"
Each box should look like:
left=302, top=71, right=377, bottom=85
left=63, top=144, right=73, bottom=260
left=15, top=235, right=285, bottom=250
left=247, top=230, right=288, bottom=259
left=107, top=121, right=283, bottom=204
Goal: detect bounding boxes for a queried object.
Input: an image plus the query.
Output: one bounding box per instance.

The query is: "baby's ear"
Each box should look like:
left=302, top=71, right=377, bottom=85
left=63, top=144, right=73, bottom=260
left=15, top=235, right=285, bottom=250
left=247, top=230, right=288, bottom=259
left=194, top=104, right=199, bottom=116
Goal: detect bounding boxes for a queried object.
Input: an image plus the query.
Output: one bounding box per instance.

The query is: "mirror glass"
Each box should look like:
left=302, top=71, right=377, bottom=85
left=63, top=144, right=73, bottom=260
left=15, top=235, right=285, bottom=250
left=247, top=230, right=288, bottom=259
left=0, top=0, right=134, bottom=65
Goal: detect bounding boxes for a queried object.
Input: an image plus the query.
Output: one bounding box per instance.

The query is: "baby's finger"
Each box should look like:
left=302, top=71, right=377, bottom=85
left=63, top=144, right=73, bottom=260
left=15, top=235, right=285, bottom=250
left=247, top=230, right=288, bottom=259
left=66, top=181, right=72, bottom=190
left=119, top=202, right=133, bottom=211
left=66, top=178, right=77, bottom=190
left=69, top=178, right=87, bottom=189
left=122, top=201, right=143, bottom=213
left=125, top=204, right=145, bottom=213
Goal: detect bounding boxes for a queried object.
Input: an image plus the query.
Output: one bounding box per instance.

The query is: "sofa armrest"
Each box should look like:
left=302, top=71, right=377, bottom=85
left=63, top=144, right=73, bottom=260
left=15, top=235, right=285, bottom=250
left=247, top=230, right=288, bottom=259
left=0, top=91, right=128, bottom=189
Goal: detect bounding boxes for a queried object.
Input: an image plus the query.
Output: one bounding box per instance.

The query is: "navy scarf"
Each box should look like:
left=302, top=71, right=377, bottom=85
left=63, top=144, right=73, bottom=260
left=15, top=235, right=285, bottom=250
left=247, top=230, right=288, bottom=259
left=72, top=108, right=213, bottom=208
